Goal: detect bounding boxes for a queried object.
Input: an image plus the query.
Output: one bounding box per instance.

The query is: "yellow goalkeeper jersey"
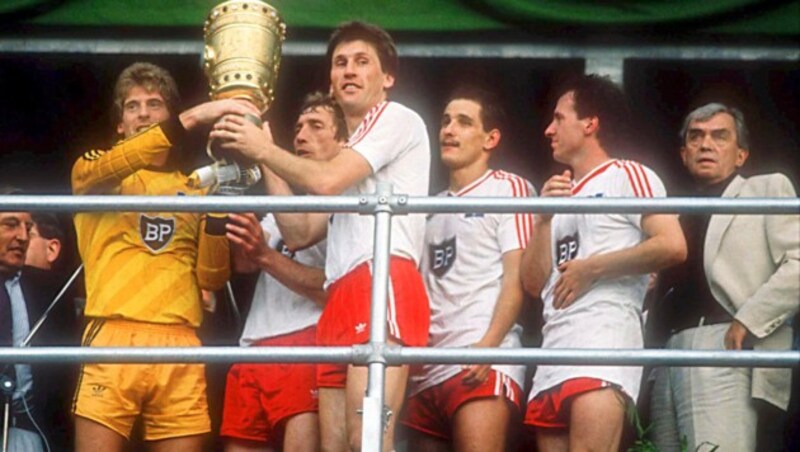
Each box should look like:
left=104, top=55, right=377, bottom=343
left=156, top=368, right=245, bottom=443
left=72, top=122, right=229, bottom=327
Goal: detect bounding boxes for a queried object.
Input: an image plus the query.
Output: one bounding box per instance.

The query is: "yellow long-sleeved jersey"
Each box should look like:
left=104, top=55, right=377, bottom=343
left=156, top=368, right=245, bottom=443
left=72, top=121, right=229, bottom=327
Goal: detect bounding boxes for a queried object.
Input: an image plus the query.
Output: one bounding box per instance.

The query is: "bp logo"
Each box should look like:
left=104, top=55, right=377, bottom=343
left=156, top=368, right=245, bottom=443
left=556, top=232, right=579, bottom=265
left=276, top=239, right=295, bottom=259
left=429, top=237, right=456, bottom=277
left=139, top=215, right=175, bottom=252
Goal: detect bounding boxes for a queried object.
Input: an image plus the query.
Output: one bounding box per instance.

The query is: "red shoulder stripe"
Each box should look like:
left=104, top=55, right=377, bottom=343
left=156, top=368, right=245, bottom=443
left=496, top=171, right=533, bottom=248
left=632, top=162, right=654, bottom=197
left=620, top=161, right=642, bottom=197
left=571, top=159, right=617, bottom=195
left=347, top=101, right=389, bottom=147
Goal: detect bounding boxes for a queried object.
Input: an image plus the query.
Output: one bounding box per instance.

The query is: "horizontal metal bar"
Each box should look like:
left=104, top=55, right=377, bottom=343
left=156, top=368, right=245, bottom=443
left=0, top=38, right=797, bottom=62
left=0, top=346, right=361, bottom=364
left=391, top=347, right=800, bottom=368
left=400, top=43, right=800, bottom=62
left=404, top=196, right=800, bottom=215
left=0, top=195, right=365, bottom=213
left=0, top=346, right=796, bottom=368
left=1, top=195, right=798, bottom=215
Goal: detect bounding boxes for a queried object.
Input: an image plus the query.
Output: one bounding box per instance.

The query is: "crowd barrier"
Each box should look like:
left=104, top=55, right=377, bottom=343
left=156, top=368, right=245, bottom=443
left=1, top=187, right=799, bottom=450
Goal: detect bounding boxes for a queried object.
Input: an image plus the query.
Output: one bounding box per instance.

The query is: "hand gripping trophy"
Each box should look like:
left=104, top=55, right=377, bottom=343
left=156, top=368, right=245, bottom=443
left=189, top=0, right=285, bottom=195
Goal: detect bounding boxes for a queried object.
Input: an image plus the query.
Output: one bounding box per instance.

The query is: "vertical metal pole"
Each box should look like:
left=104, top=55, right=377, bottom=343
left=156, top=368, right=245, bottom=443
left=2, top=376, right=14, bottom=452
left=361, top=183, right=393, bottom=452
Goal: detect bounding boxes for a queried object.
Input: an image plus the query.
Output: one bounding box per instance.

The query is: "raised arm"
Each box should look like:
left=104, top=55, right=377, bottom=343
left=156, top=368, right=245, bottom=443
left=71, top=121, right=177, bottom=195
left=210, top=115, right=373, bottom=195
left=260, top=164, right=331, bottom=250
left=72, top=99, right=258, bottom=195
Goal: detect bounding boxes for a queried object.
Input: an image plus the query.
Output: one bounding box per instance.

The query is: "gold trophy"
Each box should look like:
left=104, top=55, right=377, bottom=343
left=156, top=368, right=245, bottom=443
left=190, top=0, right=286, bottom=195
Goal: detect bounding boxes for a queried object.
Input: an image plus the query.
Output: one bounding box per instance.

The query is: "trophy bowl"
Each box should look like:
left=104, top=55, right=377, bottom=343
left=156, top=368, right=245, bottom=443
left=203, top=0, right=286, bottom=113
left=192, top=0, right=285, bottom=194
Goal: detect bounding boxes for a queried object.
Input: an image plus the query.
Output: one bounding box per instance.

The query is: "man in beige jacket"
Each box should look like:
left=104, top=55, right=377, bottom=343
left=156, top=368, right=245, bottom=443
left=650, top=102, right=799, bottom=451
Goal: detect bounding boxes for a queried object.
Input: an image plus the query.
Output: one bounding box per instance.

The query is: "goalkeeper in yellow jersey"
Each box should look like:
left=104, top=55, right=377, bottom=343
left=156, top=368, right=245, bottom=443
left=71, top=62, right=257, bottom=452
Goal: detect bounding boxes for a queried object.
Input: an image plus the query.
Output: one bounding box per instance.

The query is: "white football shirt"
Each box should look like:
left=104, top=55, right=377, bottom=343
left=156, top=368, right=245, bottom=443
left=239, top=214, right=326, bottom=345
left=325, top=101, right=431, bottom=287
left=411, top=170, right=535, bottom=395
left=530, top=159, right=666, bottom=401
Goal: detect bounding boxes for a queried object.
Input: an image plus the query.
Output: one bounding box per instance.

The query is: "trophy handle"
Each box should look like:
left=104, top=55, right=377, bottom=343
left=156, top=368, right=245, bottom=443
left=206, top=111, right=262, bottom=162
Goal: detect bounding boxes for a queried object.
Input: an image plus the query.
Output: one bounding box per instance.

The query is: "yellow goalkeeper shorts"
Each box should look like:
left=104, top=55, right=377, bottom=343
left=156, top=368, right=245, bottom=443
left=72, top=318, right=210, bottom=440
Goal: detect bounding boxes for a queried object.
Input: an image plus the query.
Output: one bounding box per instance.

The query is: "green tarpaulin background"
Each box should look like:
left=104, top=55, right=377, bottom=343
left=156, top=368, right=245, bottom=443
left=2, top=0, right=798, bottom=35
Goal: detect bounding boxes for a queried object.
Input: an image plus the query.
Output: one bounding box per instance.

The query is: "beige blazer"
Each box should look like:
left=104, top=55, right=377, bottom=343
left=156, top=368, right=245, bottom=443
left=704, top=173, right=800, bottom=410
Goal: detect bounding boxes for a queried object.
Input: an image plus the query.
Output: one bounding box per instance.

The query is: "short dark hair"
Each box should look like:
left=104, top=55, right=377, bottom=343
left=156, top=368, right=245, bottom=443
left=299, top=92, right=348, bottom=142
left=31, top=213, right=64, bottom=243
left=112, top=62, right=181, bottom=123
left=446, top=85, right=506, bottom=133
left=555, top=74, right=630, bottom=150
left=326, top=21, right=398, bottom=77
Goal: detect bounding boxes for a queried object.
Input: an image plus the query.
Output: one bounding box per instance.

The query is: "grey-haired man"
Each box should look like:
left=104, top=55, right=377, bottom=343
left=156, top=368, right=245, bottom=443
left=650, top=103, right=800, bottom=451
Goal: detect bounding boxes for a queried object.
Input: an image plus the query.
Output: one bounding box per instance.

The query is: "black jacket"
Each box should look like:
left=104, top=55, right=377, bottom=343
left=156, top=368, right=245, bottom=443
left=19, top=265, right=80, bottom=450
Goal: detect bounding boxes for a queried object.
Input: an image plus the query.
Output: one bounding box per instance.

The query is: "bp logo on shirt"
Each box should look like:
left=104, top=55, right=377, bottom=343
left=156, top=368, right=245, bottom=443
left=429, top=237, right=456, bottom=277
left=556, top=232, right=579, bottom=265
left=139, top=215, right=175, bottom=252
left=276, top=239, right=295, bottom=259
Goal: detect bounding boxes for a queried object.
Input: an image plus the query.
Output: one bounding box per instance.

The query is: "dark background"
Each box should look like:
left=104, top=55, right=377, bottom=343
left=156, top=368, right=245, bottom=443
left=1, top=53, right=798, bottom=196
left=1, top=51, right=797, bottom=294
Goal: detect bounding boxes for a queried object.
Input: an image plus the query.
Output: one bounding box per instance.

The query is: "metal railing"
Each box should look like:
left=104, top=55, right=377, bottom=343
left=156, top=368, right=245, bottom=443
left=1, top=190, right=799, bottom=451
left=1, top=37, right=798, bottom=84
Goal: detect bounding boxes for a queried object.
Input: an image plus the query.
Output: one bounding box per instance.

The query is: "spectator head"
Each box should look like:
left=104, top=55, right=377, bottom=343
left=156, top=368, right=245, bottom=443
left=0, top=186, right=32, bottom=276
left=679, top=102, right=750, bottom=186
left=25, top=213, right=64, bottom=271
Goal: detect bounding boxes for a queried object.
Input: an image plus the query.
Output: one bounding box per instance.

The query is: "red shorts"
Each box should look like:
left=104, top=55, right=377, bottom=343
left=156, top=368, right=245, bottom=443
left=317, top=256, right=430, bottom=388
left=401, top=370, right=523, bottom=439
left=524, top=377, right=615, bottom=429
left=220, top=327, right=318, bottom=444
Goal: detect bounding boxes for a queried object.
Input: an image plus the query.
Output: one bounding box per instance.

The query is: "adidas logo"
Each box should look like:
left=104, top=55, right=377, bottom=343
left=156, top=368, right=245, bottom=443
left=91, top=384, right=106, bottom=397
left=355, top=322, right=367, bottom=334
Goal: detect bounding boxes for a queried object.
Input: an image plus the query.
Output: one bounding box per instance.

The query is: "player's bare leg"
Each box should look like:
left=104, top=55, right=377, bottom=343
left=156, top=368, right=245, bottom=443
left=569, top=388, right=625, bottom=452
left=224, top=437, right=276, bottom=452
left=407, top=432, right=449, bottom=452
left=149, top=434, right=207, bottom=452
left=346, top=359, right=409, bottom=451
left=320, top=387, right=348, bottom=452
left=224, top=414, right=318, bottom=452
left=536, top=429, right=569, bottom=452
left=283, top=412, right=320, bottom=452
left=75, top=416, right=126, bottom=452
left=452, top=397, right=512, bottom=452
